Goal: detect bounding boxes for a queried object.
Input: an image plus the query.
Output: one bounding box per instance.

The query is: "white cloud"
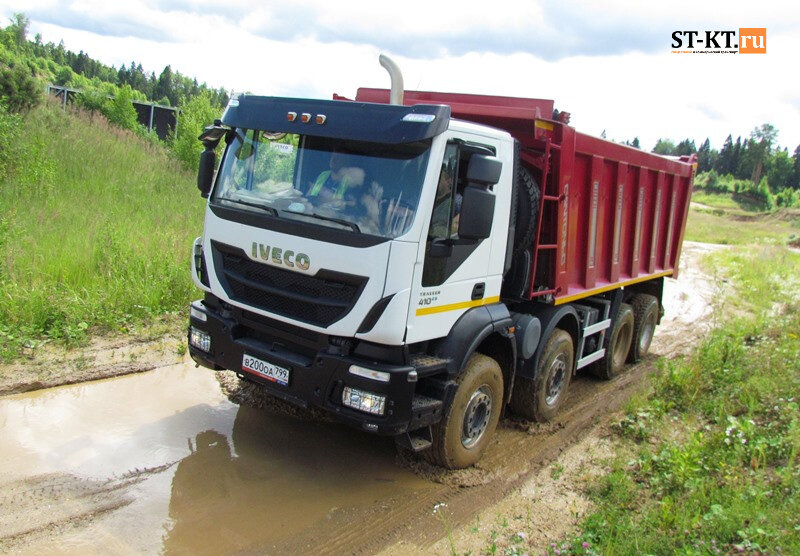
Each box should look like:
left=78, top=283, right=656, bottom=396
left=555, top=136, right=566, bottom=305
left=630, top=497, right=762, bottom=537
left=2, top=0, right=799, bottom=150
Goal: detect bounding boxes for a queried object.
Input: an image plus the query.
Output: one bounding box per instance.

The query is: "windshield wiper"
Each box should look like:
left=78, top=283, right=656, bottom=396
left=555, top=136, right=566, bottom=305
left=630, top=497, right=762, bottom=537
left=301, top=212, right=361, bottom=233
left=221, top=197, right=278, bottom=217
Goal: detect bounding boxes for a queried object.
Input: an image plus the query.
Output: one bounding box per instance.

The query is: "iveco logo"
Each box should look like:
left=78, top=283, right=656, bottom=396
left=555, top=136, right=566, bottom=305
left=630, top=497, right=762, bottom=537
left=251, top=242, right=311, bottom=271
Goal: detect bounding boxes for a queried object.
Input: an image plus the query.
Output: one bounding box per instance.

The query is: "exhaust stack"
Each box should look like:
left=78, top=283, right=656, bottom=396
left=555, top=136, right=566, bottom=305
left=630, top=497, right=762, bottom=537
left=378, top=54, right=404, bottom=106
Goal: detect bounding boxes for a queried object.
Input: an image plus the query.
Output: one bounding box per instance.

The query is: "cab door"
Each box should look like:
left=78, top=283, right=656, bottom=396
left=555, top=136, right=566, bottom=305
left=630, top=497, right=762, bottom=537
left=405, top=134, right=509, bottom=344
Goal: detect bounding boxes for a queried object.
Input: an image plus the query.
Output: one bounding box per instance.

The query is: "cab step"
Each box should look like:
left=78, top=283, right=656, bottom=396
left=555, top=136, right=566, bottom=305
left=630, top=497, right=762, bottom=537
left=409, top=354, right=450, bottom=374
left=396, top=424, right=433, bottom=452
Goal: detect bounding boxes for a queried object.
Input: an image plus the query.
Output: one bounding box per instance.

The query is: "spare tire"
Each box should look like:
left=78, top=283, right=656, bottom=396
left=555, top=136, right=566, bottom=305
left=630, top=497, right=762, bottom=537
left=513, top=166, right=540, bottom=253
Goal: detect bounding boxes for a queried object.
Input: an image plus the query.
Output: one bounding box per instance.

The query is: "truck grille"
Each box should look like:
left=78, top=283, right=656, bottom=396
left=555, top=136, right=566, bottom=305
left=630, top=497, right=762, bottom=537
left=211, top=241, right=367, bottom=327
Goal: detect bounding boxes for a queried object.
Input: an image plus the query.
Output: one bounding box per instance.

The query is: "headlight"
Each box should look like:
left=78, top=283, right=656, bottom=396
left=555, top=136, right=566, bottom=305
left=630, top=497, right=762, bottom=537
left=342, top=386, right=386, bottom=416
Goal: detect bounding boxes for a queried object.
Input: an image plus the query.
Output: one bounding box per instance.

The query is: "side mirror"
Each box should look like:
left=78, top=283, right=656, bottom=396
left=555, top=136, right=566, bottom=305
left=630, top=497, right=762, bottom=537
left=197, top=148, right=216, bottom=198
left=458, top=186, right=495, bottom=240
left=466, top=154, right=502, bottom=187
left=458, top=154, right=501, bottom=240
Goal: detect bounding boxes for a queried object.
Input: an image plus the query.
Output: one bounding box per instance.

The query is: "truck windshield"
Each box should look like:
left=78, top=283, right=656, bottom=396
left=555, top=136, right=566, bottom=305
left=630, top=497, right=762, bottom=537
left=212, top=130, right=432, bottom=238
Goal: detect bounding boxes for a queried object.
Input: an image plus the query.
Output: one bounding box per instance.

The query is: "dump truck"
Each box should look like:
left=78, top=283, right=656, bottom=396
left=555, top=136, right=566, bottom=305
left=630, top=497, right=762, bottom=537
left=188, top=56, right=695, bottom=468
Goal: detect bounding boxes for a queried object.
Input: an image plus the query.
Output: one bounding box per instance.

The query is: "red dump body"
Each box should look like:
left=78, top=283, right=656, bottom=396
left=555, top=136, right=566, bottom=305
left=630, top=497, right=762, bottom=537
left=356, top=88, right=695, bottom=306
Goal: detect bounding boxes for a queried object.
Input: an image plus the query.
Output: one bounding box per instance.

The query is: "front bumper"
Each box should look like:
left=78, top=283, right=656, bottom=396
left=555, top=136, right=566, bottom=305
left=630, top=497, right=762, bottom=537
left=187, top=299, right=425, bottom=436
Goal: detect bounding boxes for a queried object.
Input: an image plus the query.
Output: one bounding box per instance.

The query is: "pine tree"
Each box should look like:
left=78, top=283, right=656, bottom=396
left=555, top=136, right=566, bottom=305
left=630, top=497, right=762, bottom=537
left=716, top=135, right=734, bottom=175
left=697, top=138, right=713, bottom=172
left=790, top=144, right=800, bottom=190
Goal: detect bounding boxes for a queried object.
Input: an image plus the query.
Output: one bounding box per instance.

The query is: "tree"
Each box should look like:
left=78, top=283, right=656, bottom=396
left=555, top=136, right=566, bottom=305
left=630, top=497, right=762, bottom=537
left=172, top=92, right=222, bottom=170
left=791, top=144, right=800, bottom=190
left=696, top=138, right=716, bottom=173
left=652, top=138, right=675, bottom=155
left=732, top=137, right=745, bottom=179
left=0, top=64, right=41, bottom=112
left=155, top=65, right=174, bottom=106
left=766, top=148, right=793, bottom=191
left=744, top=124, right=778, bottom=187
left=102, top=84, right=139, bottom=131
left=7, top=13, right=29, bottom=48
left=716, top=134, right=734, bottom=175
left=674, top=139, right=696, bottom=157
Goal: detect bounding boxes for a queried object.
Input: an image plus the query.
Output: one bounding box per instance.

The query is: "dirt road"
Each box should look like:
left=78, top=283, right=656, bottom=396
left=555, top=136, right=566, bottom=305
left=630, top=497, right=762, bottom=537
left=0, top=242, right=720, bottom=554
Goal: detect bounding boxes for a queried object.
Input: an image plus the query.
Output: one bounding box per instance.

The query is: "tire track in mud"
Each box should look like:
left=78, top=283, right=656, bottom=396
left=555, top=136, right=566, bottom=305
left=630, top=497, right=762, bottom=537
left=0, top=465, right=174, bottom=552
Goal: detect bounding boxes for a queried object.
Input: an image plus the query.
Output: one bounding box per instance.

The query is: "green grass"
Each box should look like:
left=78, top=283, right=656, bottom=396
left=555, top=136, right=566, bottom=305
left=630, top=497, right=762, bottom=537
left=557, top=247, right=800, bottom=555
left=0, top=102, right=204, bottom=359
left=691, top=191, right=747, bottom=211
left=691, top=190, right=767, bottom=213
left=685, top=207, right=800, bottom=245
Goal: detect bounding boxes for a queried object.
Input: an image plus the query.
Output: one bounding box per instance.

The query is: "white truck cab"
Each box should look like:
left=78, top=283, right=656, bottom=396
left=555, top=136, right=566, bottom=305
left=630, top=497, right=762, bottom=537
left=189, top=95, right=517, bottom=468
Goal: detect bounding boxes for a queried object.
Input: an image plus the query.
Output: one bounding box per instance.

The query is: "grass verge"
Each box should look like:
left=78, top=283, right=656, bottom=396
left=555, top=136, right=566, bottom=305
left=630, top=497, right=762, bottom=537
left=555, top=246, right=800, bottom=555
left=685, top=207, right=800, bottom=245
left=0, top=102, right=204, bottom=360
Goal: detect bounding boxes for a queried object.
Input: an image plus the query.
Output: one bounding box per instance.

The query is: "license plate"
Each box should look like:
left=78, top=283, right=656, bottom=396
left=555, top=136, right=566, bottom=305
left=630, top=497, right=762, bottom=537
left=242, top=354, right=290, bottom=386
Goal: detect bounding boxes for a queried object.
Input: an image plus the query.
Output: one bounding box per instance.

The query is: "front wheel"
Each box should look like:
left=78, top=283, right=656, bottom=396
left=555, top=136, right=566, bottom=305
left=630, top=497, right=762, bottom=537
left=423, top=353, right=503, bottom=469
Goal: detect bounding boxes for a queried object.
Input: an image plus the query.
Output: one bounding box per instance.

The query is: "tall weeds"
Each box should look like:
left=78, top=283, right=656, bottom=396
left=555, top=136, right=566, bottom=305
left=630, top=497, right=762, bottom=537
left=0, top=101, right=204, bottom=358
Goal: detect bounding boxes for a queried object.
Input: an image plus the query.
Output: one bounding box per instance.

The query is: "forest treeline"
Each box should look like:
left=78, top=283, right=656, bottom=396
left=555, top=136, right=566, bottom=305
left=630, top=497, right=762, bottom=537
left=0, top=13, right=222, bottom=171
left=2, top=12, right=800, bottom=207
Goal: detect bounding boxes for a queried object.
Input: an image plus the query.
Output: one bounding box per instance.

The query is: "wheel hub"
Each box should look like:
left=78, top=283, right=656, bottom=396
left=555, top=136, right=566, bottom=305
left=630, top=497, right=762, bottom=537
left=461, top=386, right=493, bottom=449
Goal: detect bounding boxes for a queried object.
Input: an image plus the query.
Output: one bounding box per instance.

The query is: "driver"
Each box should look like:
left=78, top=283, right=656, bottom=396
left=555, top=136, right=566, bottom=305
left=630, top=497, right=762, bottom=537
left=308, top=151, right=365, bottom=201
left=309, top=151, right=385, bottom=234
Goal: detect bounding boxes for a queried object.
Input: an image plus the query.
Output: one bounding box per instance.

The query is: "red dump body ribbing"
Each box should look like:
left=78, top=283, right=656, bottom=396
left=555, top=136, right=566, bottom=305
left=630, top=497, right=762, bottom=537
left=355, top=88, right=695, bottom=305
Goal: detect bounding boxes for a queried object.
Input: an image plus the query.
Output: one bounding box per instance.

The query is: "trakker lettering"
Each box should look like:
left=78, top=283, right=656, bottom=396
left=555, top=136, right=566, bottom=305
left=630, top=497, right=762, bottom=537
left=251, top=242, right=310, bottom=271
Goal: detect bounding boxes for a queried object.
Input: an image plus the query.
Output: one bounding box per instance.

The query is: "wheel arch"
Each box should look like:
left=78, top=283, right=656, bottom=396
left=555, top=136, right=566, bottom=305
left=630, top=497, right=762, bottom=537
left=625, top=277, right=665, bottom=323
left=431, top=303, right=515, bottom=381
left=517, top=304, right=580, bottom=380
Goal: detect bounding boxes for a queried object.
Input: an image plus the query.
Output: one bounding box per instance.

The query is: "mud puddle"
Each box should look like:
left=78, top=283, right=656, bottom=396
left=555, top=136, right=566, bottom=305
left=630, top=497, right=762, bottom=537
left=0, top=362, right=433, bottom=554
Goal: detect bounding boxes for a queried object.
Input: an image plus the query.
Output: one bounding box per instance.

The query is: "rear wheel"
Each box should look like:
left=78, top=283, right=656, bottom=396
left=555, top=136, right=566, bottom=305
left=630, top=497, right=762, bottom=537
left=423, top=353, right=503, bottom=469
left=510, top=328, right=573, bottom=422
left=628, top=294, right=659, bottom=362
left=594, top=303, right=634, bottom=379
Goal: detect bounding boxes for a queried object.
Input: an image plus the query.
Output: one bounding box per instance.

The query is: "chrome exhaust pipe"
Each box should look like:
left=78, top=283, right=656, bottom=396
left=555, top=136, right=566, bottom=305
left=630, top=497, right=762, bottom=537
left=379, top=54, right=404, bottom=106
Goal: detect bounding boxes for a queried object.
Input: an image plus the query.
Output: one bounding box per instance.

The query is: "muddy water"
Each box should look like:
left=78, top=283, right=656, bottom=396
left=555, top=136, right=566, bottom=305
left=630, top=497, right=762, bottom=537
left=0, top=362, right=433, bottom=554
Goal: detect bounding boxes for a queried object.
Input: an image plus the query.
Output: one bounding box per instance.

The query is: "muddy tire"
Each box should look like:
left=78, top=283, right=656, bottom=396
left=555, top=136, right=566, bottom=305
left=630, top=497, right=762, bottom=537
left=628, top=294, right=658, bottom=363
left=513, top=167, right=540, bottom=253
left=423, top=353, right=503, bottom=469
left=594, top=303, right=634, bottom=379
left=510, top=328, right=573, bottom=422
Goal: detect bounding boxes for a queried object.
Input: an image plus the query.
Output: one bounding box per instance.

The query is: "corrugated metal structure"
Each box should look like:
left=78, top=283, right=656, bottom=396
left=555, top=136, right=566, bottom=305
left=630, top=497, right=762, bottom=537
left=47, top=85, right=178, bottom=140
left=355, top=88, right=695, bottom=306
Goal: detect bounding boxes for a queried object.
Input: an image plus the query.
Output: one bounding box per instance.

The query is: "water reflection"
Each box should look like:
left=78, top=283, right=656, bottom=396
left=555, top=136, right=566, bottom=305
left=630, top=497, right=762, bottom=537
left=163, top=405, right=429, bottom=553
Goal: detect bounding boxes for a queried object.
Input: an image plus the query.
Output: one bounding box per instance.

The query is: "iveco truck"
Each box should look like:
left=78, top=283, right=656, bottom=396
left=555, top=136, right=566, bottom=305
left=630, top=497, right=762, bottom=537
left=188, top=56, right=695, bottom=468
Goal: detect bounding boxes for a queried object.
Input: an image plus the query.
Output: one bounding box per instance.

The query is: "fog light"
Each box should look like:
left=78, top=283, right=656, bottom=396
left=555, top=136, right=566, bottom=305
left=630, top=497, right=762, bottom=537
left=342, top=386, right=386, bottom=416
left=348, top=365, right=390, bottom=383
left=189, top=326, right=211, bottom=352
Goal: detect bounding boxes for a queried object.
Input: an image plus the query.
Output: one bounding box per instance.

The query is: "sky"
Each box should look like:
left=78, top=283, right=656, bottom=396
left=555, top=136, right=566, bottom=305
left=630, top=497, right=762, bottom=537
left=3, top=0, right=800, bottom=152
